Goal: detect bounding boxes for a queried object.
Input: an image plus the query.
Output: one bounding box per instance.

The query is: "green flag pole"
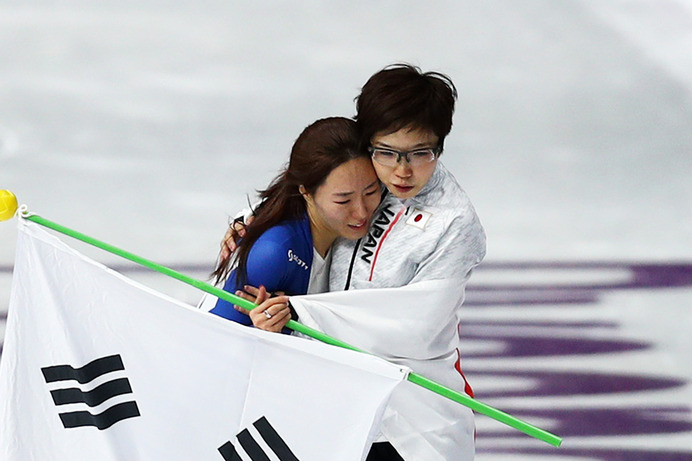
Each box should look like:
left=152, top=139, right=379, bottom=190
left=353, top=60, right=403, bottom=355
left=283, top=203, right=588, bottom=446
left=12, top=206, right=561, bottom=447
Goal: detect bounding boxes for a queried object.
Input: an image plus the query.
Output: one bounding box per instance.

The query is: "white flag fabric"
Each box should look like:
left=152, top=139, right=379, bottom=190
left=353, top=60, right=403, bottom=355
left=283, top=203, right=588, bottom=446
left=290, top=280, right=476, bottom=460
left=0, top=220, right=406, bottom=461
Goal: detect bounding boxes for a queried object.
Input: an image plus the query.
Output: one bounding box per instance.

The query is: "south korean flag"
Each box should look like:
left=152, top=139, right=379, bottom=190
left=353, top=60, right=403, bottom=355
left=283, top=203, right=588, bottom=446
left=0, top=220, right=406, bottom=460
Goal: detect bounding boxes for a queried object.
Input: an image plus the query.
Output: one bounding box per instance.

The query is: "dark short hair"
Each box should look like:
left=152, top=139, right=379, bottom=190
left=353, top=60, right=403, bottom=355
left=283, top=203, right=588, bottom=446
left=355, top=63, right=457, bottom=151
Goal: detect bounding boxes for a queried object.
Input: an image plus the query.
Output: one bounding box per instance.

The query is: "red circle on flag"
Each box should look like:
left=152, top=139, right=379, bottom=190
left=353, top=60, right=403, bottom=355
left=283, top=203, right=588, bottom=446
left=414, top=214, right=422, bottom=222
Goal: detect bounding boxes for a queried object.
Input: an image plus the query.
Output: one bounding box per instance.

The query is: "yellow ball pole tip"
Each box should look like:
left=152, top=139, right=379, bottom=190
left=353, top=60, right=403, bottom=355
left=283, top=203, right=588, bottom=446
left=0, top=190, right=19, bottom=221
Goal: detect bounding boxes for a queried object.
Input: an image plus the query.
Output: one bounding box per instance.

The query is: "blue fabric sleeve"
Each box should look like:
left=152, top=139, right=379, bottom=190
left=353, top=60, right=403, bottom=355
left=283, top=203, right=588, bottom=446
left=210, top=272, right=253, bottom=325
left=210, top=228, right=294, bottom=324
left=244, top=234, right=292, bottom=292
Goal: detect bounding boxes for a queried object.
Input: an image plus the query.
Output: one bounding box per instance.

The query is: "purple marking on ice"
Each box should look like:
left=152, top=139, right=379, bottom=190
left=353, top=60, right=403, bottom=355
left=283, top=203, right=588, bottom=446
left=456, top=263, right=692, bottom=456
left=470, top=370, right=686, bottom=398
left=460, top=329, right=649, bottom=358
left=502, top=406, right=692, bottom=437
left=468, top=262, right=692, bottom=291
left=479, top=446, right=692, bottom=460
left=630, top=263, right=692, bottom=288
left=478, top=408, right=692, bottom=457
left=463, top=320, right=619, bottom=328
left=464, top=289, right=600, bottom=307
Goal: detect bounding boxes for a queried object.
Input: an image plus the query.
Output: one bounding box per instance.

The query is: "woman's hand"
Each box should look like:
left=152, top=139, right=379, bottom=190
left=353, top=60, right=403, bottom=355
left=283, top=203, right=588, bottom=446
left=234, top=285, right=291, bottom=333
left=220, top=216, right=253, bottom=260
left=233, top=284, right=285, bottom=305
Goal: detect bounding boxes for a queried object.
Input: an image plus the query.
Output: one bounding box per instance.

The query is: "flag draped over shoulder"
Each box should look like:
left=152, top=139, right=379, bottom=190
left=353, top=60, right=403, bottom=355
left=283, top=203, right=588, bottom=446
left=0, top=220, right=406, bottom=461
left=289, top=280, right=476, bottom=460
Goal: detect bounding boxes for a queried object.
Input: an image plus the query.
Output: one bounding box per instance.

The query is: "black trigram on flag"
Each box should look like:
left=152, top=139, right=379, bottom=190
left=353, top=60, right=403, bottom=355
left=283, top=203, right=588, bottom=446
left=41, top=354, right=140, bottom=430
left=219, top=416, right=300, bottom=461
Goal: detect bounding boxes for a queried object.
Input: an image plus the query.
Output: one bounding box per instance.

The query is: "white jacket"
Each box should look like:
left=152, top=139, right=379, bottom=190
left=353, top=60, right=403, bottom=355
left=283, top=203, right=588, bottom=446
left=329, top=161, right=485, bottom=291
left=291, top=161, right=486, bottom=460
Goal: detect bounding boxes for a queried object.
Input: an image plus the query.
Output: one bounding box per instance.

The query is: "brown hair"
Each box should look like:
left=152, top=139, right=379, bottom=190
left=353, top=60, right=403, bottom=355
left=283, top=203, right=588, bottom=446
left=212, top=117, right=365, bottom=285
left=355, top=63, right=457, bottom=151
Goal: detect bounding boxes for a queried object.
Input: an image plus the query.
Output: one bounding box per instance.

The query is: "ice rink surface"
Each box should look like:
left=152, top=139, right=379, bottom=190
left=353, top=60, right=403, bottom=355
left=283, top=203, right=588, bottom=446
left=1, top=1, right=691, bottom=459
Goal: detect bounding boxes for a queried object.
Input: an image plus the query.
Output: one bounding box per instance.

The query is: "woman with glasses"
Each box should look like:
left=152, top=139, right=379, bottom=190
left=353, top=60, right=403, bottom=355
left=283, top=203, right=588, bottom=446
left=329, top=65, right=485, bottom=461
left=224, top=65, right=485, bottom=460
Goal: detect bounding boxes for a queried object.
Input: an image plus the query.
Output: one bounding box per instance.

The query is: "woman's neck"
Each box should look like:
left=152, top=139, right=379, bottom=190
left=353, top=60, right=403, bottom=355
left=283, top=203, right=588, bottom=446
left=306, top=208, right=336, bottom=258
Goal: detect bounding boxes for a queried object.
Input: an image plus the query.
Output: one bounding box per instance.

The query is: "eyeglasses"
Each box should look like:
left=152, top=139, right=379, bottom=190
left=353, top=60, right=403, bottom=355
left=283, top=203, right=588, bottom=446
left=369, top=146, right=441, bottom=167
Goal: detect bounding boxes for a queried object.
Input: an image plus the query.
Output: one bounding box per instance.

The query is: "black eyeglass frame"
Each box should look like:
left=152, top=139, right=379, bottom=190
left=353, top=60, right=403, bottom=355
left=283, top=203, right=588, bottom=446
left=368, top=146, right=442, bottom=166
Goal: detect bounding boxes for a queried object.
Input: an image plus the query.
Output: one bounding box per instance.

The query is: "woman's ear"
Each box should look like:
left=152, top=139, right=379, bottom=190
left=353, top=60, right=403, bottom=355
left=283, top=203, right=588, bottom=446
left=299, top=185, right=314, bottom=206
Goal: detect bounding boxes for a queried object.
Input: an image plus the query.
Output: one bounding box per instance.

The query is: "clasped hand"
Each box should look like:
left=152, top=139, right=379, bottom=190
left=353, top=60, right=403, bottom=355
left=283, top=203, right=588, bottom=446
left=233, top=285, right=291, bottom=333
